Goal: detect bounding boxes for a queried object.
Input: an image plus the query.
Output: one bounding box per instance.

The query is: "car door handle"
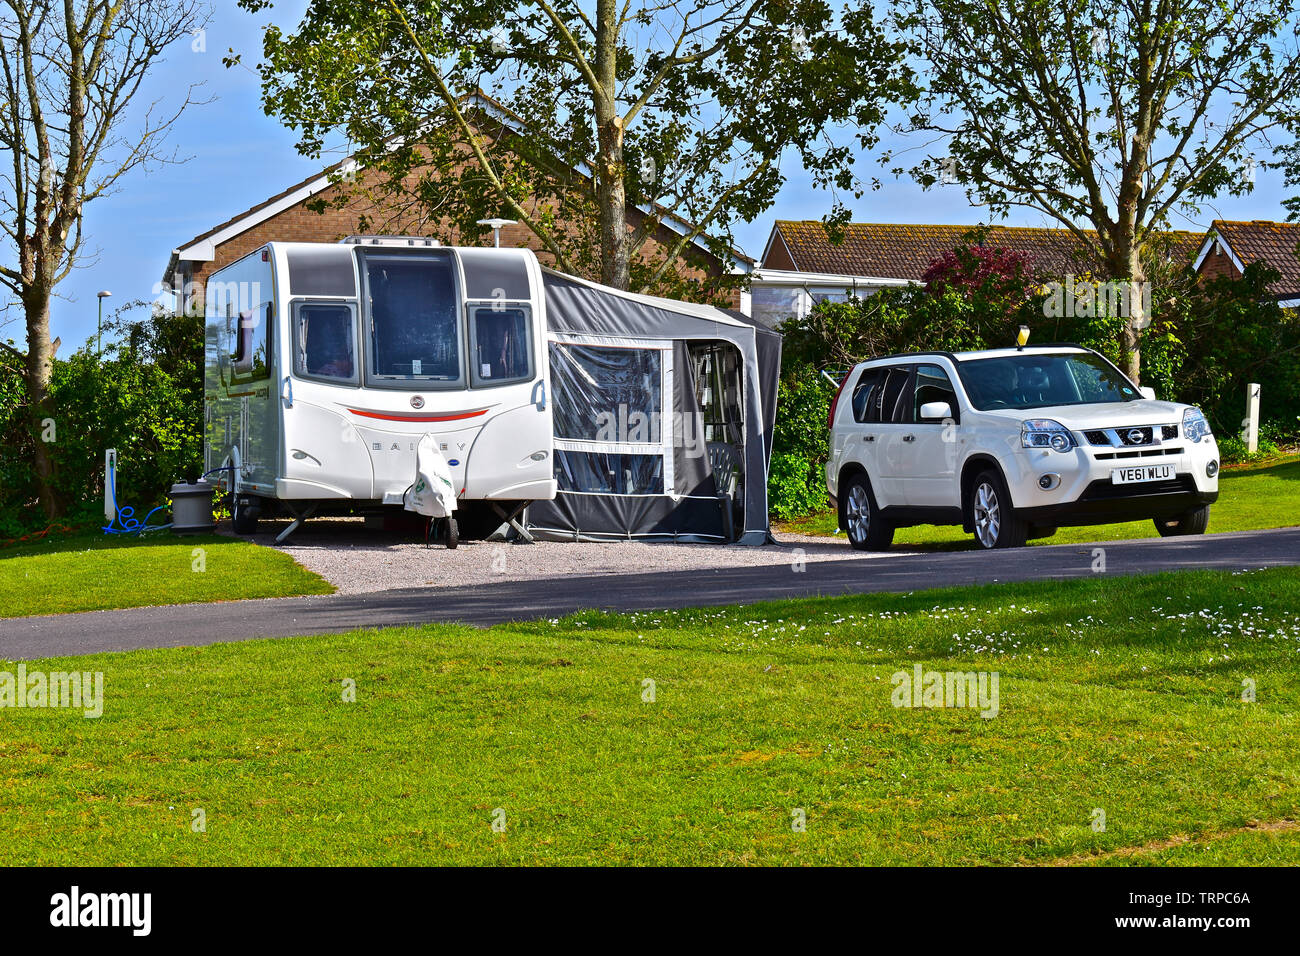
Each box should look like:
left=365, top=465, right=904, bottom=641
left=863, top=435, right=875, bottom=442
left=903, top=434, right=916, bottom=442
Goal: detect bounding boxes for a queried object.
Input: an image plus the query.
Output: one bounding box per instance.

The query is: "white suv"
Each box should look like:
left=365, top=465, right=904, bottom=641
left=826, top=345, right=1220, bottom=550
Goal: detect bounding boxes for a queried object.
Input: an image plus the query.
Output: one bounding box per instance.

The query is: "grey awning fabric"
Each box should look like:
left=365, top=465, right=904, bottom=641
left=534, top=270, right=780, bottom=545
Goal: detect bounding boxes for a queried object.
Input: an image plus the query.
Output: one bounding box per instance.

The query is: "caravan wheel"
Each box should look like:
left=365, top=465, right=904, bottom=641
left=445, top=517, right=459, bottom=550
left=231, top=494, right=260, bottom=535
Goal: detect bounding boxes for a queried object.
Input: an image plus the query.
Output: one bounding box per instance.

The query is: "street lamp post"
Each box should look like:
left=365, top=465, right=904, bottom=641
left=97, top=290, right=112, bottom=355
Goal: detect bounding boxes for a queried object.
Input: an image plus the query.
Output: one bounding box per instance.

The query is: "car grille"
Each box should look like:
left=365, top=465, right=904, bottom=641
left=1084, top=424, right=1179, bottom=447
left=1080, top=475, right=1196, bottom=500
left=1093, top=447, right=1184, bottom=461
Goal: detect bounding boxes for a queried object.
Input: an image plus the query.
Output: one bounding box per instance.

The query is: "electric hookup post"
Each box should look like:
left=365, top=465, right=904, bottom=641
left=104, top=449, right=117, bottom=524
left=1246, top=383, right=1261, bottom=454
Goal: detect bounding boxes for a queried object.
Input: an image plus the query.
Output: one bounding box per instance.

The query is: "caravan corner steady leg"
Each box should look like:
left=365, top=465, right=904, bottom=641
left=486, top=502, right=534, bottom=544
left=275, top=502, right=319, bottom=544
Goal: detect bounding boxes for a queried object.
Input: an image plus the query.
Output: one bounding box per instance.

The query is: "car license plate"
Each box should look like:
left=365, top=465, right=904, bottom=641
left=1111, top=463, right=1176, bottom=484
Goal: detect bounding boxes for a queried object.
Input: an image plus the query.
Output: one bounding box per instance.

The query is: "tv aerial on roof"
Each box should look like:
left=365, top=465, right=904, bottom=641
left=476, top=218, right=517, bottom=248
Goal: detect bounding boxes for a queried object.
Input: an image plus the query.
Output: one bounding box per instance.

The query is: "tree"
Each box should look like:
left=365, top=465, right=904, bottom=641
left=780, top=237, right=1042, bottom=370
left=0, top=0, right=208, bottom=519
left=920, top=240, right=1036, bottom=303
left=893, top=0, right=1300, bottom=383
left=232, top=0, right=913, bottom=295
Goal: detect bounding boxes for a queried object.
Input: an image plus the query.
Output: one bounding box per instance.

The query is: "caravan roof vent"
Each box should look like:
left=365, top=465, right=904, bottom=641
left=341, top=235, right=442, bottom=248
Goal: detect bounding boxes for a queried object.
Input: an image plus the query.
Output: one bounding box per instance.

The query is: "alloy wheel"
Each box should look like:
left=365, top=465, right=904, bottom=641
left=846, top=483, right=871, bottom=543
left=974, top=481, right=1001, bottom=548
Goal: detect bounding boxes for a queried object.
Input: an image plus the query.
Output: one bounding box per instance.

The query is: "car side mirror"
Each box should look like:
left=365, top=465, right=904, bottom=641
left=1138, top=386, right=1156, bottom=400
left=920, top=401, right=952, bottom=421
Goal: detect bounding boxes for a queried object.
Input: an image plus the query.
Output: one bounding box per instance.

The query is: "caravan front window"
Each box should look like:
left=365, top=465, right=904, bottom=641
left=361, top=252, right=462, bottom=387
left=470, top=307, right=532, bottom=386
left=294, top=303, right=357, bottom=384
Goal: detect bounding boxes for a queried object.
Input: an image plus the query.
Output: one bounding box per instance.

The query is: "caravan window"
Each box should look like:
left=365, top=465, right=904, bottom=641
left=293, top=303, right=357, bottom=384
left=230, top=302, right=273, bottom=381
left=361, top=252, right=462, bottom=386
left=549, top=342, right=669, bottom=497
left=470, top=307, right=532, bottom=387
left=550, top=345, right=662, bottom=441
left=553, top=450, right=664, bottom=495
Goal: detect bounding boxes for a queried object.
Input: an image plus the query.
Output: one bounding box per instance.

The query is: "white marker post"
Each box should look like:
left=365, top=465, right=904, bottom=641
left=104, top=448, right=117, bottom=523
left=1246, top=383, right=1261, bottom=454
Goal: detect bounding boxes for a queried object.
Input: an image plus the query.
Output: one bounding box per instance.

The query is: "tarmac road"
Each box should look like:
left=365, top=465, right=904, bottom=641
left=2, top=527, right=1298, bottom=660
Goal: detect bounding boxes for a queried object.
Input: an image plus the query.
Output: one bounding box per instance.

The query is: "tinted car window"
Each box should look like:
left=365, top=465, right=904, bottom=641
left=957, top=352, right=1138, bottom=410
left=914, top=364, right=958, bottom=421
left=851, top=367, right=884, bottom=423
left=878, top=366, right=912, bottom=423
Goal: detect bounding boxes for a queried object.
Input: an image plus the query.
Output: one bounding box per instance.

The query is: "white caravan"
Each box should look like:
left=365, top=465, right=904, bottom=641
left=203, top=237, right=555, bottom=544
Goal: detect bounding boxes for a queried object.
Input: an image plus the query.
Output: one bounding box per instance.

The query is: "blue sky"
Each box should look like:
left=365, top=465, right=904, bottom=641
left=23, top=1, right=1297, bottom=350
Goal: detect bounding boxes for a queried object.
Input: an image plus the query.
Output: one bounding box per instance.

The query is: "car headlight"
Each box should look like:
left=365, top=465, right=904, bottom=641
left=1182, top=407, right=1212, bottom=443
left=1022, top=419, right=1076, bottom=452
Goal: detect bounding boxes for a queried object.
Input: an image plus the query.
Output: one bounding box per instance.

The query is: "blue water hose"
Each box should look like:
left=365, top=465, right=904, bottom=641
left=101, top=460, right=172, bottom=536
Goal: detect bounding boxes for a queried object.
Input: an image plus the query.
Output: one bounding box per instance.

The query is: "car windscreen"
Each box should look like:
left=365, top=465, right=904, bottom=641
left=361, top=251, right=461, bottom=385
left=956, top=352, right=1138, bottom=410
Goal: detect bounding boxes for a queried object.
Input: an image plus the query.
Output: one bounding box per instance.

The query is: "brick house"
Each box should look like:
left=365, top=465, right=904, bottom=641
left=749, top=220, right=1205, bottom=327
left=1192, top=220, right=1300, bottom=307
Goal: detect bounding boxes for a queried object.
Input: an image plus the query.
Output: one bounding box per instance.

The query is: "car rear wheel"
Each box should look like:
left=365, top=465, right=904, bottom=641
left=1154, top=505, right=1210, bottom=537
left=843, top=474, right=894, bottom=551
left=970, top=470, right=1028, bottom=549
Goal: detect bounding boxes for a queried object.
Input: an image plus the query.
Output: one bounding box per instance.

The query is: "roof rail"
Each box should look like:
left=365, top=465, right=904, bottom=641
left=341, top=235, right=442, bottom=247
left=862, top=349, right=961, bottom=364
left=1007, top=341, right=1087, bottom=350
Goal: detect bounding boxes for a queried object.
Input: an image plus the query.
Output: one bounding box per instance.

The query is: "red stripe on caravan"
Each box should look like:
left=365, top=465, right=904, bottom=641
left=346, top=407, right=490, bottom=423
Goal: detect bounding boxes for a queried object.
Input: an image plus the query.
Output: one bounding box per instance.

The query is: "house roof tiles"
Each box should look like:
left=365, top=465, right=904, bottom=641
left=1206, top=219, right=1300, bottom=299
left=766, top=220, right=1203, bottom=281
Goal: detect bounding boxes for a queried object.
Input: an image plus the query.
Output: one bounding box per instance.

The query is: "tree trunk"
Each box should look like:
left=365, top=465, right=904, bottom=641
left=1107, top=238, right=1146, bottom=385
left=23, top=288, right=59, bottom=519
left=593, top=0, right=629, bottom=290
left=596, top=114, right=629, bottom=289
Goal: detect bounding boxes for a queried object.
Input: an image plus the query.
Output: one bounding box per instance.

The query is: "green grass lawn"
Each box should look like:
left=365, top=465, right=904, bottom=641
left=779, top=453, right=1300, bottom=549
left=3, top=567, right=1297, bottom=865
left=0, top=532, right=333, bottom=618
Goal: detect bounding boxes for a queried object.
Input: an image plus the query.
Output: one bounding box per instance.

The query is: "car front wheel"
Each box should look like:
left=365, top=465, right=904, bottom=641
left=970, top=470, right=1028, bottom=549
left=843, top=475, right=894, bottom=551
left=1154, top=505, right=1210, bottom=537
